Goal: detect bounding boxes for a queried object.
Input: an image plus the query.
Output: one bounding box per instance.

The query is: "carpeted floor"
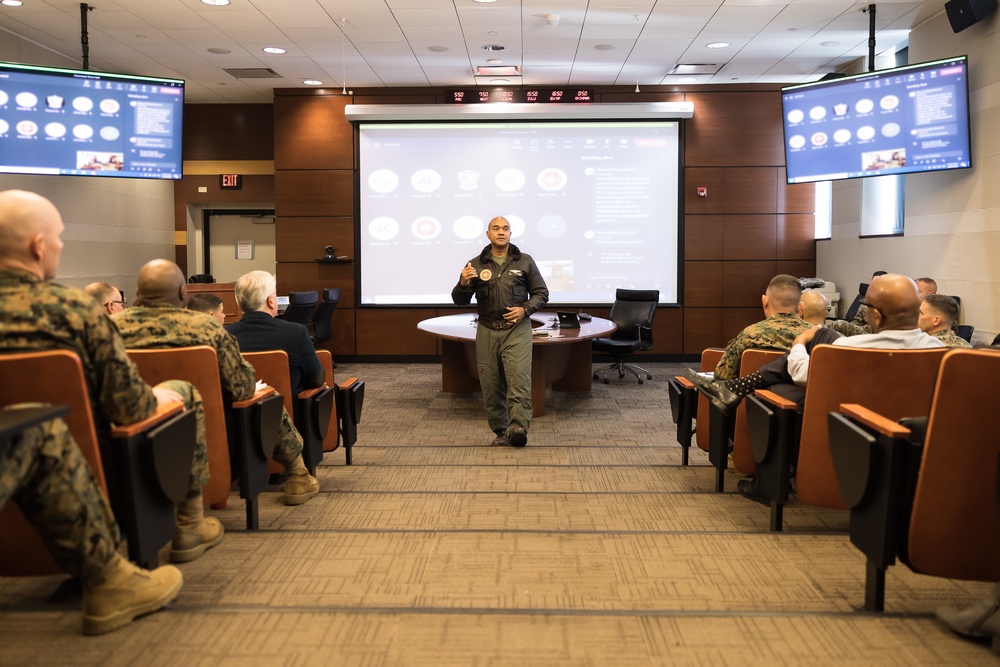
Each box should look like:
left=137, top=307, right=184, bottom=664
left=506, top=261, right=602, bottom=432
left=1, top=362, right=996, bottom=666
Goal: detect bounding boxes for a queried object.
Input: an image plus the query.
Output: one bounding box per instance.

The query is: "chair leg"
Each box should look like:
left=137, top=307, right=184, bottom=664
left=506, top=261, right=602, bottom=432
left=864, top=558, right=886, bottom=612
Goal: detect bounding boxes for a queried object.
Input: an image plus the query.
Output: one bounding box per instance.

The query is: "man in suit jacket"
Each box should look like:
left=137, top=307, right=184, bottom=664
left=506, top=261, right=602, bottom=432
left=228, top=270, right=324, bottom=396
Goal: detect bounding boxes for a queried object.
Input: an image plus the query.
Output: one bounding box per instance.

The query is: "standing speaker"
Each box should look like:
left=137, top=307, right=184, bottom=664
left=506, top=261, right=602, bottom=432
left=945, top=0, right=997, bottom=32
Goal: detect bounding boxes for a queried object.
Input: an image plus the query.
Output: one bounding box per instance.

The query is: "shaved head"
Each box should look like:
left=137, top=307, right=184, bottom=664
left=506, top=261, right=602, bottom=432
left=798, top=290, right=829, bottom=323
left=0, top=189, right=65, bottom=279
left=863, top=273, right=922, bottom=332
left=136, top=259, right=187, bottom=307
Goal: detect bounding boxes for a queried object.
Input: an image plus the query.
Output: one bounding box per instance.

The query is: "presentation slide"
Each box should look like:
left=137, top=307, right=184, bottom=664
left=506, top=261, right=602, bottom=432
left=358, top=120, right=681, bottom=306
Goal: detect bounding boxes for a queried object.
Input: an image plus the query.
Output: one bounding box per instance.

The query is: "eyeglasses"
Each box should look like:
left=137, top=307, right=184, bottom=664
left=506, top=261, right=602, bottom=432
left=107, top=299, right=127, bottom=307
left=859, top=301, right=883, bottom=320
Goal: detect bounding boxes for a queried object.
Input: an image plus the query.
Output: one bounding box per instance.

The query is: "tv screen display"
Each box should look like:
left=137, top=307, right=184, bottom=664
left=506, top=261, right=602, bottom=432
left=781, top=56, right=971, bottom=184
left=0, top=61, right=184, bottom=180
left=357, top=120, right=681, bottom=306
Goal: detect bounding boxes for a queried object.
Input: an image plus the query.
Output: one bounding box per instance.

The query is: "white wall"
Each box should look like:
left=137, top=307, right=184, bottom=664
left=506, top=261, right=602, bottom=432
left=0, top=35, right=176, bottom=302
left=817, top=9, right=1000, bottom=344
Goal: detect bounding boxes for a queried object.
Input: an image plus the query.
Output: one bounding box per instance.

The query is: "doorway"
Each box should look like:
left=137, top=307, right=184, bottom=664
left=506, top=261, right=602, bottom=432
left=201, top=209, right=276, bottom=283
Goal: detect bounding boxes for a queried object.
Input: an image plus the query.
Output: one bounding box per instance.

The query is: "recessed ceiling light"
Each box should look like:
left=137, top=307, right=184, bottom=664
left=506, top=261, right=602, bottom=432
left=486, top=58, right=502, bottom=65
left=428, top=45, right=449, bottom=52
left=488, top=31, right=498, bottom=36
left=263, top=47, right=286, bottom=54
left=482, top=44, right=505, bottom=51
left=594, top=44, right=615, bottom=51
left=820, top=41, right=841, bottom=47
left=473, top=0, right=499, bottom=3
left=303, top=80, right=323, bottom=86
left=679, top=77, right=698, bottom=83
left=207, top=47, right=231, bottom=54
left=201, top=0, right=231, bottom=6
left=490, top=79, right=509, bottom=84
left=2, top=0, right=24, bottom=7
left=706, top=42, right=730, bottom=49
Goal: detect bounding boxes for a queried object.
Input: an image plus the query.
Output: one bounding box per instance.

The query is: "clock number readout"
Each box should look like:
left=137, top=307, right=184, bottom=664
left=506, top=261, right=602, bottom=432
left=447, top=89, right=592, bottom=104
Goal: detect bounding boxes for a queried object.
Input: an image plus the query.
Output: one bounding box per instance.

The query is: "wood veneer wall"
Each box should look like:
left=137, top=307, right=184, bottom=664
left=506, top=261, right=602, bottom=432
left=184, top=86, right=814, bottom=358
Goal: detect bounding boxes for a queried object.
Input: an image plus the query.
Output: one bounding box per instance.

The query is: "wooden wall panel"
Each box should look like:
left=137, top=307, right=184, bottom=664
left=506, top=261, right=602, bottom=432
left=684, top=261, right=723, bottom=307
left=313, top=308, right=355, bottom=359
left=684, top=91, right=785, bottom=167
left=776, top=214, right=816, bottom=260
left=273, top=94, right=353, bottom=170
left=722, top=261, right=776, bottom=307
left=356, top=309, right=440, bottom=355
left=684, top=215, right=724, bottom=260
left=683, top=308, right=722, bottom=354
left=183, top=104, right=274, bottom=161
left=721, top=168, right=778, bottom=214
left=722, top=308, right=764, bottom=342
left=684, top=168, right=725, bottom=215
left=776, top=260, right=816, bottom=280
left=777, top=180, right=816, bottom=214
left=722, top=215, right=776, bottom=261
left=274, top=170, right=354, bottom=217
left=647, top=307, right=683, bottom=355
left=276, top=216, right=354, bottom=263
left=275, top=262, right=356, bottom=309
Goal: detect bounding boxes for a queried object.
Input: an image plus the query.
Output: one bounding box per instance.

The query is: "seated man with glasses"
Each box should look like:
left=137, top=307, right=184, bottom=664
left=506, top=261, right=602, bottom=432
left=83, top=281, right=127, bottom=316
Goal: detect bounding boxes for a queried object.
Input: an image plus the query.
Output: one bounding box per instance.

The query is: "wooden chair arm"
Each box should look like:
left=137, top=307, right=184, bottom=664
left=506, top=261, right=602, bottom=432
left=338, top=377, right=359, bottom=389
left=110, top=401, right=184, bottom=439
left=840, top=404, right=912, bottom=439
left=231, top=386, right=277, bottom=409
left=675, top=375, right=694, bottom=389
left=297, top=387, right=325, bottom=400
left=753, top=389, right=798, bottom=410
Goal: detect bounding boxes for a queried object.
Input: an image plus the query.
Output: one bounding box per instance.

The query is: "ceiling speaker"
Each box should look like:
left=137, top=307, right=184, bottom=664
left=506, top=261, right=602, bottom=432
left=945, top=0, right=997, bottom=33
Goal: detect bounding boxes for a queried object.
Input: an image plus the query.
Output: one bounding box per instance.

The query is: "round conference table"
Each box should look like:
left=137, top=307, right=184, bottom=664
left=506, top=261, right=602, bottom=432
left=417, top=312, right=617, bottom=417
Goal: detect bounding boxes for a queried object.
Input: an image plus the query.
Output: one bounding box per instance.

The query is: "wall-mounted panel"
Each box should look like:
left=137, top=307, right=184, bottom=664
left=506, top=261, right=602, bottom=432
left=684, top=92, right=785, bottom=167
left=722, top=261, right=776, bottom=307
left=684, top=215, right=724, bottom=260
left=184, top=104, right=274, bottom=161
left=777, top=180, right=816, bottom=214
left=684, top=168, right=725, bottom=215
left=274, top=170, right=354, bottom=217
left=776, top=214, right=816, bottom=260
left=274, top=94, right=353, bottom=170
left=684, top=261, right=723, bottom=307
left=722, top=168, right=778, bottom=214
left=722, top=307, right=764, bottom=343
left=722, top=215, right=776, bottom=261
left=647, top=308, right=684, bottom=355
left=276, top=216, right=354, bottom=263
left=683, top=307, right=722, bottom=354
left=357, top=308, right=440, bottom=355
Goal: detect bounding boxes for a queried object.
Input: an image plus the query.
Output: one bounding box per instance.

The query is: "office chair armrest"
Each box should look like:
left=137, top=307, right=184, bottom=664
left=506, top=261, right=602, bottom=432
left=110, top=401, right=185, bottom=439
left=297, top=387, right=326, bottom=400
left=231, top=386, right=277, bottom=409
left=839, top=404, right=912, bottom=439
left=753, top=389, right=798, bottom=410
left=675, top=375, right=694, bottom=390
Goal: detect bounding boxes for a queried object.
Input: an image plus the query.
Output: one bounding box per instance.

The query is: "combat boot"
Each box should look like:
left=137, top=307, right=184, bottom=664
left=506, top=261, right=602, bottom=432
left=283, top=455, right=320, bottom=505
left=170, top=493, right=224, bottom=563
left=82, top=553, right=182, bottom=635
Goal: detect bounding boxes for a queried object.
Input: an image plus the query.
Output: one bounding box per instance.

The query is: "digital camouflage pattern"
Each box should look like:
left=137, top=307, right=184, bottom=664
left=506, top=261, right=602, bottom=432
left=0, top=268, right=210, bottom=494
left=714, top=312, right=815, bottom=381
left=931, top=328, right=973, bottom=348
left=113, top=303, right=303, bottom=466
left=0, top=408, right=118, bottom=579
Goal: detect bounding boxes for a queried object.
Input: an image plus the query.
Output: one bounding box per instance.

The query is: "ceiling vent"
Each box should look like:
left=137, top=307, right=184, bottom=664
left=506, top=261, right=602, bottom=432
left=223, top=67, right=281, bottom=79
left=669, top=64, right=720, bottom=75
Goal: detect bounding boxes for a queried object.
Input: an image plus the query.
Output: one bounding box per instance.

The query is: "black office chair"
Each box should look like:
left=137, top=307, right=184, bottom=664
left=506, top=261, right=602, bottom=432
left=188, top=273, right=215, bottom=284
left=310, top=288, right=341, bottom=345
left=956, top=324, right=974, bottom=343
left=280, top=290, right=318, bottom=327
left=592, top=288, right=658, bottom=384
left=843, top=281, right=870, bottom=322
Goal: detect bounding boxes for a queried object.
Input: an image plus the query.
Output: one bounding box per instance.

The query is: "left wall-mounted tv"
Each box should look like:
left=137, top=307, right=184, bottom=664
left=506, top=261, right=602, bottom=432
left=0, top=62, right=184, bottom=180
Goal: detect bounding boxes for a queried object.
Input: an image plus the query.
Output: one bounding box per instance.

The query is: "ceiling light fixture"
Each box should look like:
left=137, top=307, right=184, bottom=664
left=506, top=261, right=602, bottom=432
left=2, top=0, right=24, bottom=6
left=428, top=45, right=449, bottom=52
left=706, top=42, right=730, bottom=49
left=262, top=47, right=286, bottom=54
left=207, top=47, right=231, bottom=54
left=487, top=58, right=502, bottom=65
left=303, top=80, right=323, bottom=86
left=544, top=14, right=559, bottom=26
left=482, top=44, right=505, bottom=51
left=594, top=44, right=615, bottom=51
left=200, top=0, right=231, bottom=6
left=820, top=41, right=841, bottom=47
left=473, top=0, right=499, bottom=3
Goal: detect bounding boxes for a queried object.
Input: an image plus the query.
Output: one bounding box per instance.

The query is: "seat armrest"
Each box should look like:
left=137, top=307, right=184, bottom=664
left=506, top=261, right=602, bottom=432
left=840, top=404, right=912, bottom=439
left=231, top=386, right=277, bottom=409
left=675, top=375, right=694, bottom=390
left=110, top=401, right=184, bottom=439
left=298, top=386, right=325, bottom=400
left=754, top=389, right=798, bottom=410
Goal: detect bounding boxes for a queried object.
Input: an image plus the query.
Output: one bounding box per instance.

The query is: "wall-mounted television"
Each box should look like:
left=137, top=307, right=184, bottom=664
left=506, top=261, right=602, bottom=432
left=781, top=56, right=971, bottom=184
left=0, top=61, right=184, bottom=180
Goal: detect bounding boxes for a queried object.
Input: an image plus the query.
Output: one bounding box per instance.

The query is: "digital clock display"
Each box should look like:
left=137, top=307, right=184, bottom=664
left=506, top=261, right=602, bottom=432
left=447, top=89, right=593, bottom=104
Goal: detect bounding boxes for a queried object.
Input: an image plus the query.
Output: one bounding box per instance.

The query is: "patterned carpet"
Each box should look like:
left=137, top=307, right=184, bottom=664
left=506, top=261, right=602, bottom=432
left=1, top=362, right=996, bottom=666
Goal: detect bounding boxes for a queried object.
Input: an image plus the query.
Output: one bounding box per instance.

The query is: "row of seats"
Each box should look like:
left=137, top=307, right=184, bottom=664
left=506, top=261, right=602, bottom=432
left=280, top=288, right=341, bottom=346
left=668, top=346, right=1000, bottom=612
left=0, top=347, right=364, bottom=576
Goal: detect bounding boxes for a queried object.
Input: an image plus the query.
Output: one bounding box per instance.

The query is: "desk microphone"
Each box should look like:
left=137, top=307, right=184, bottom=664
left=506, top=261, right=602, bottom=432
left=578, top=312, right=592, bottom=322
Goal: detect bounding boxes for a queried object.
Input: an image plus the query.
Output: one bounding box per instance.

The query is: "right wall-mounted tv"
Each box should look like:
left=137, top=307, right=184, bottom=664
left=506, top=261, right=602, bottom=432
left=781, top=56, right=971, bottom=184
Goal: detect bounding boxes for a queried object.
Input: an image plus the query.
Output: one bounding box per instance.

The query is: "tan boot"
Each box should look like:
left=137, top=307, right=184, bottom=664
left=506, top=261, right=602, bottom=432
left=82, top=553, right=182, bottom=635
left=170, top=493, right=224, bottom=563
left=283, top=455, right=320, bottom=505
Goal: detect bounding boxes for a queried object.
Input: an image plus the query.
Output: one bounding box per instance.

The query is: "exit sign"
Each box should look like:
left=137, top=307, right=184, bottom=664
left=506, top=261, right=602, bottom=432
left=219, top=174, right=242, bottom=190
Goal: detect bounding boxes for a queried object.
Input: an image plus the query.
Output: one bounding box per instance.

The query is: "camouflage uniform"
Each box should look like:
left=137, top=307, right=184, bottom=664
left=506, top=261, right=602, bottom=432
left=931, top=329, right=972, bottom=348
left=113, top=303, right=303, bottom=467
left=0, top=268, right=209, bottom=494
left=714, top=312, right=814, bottom=381
left=0, top=408, right=118, bottom=579
left=851, top=304, right=873, bottom=333
left=826, top=319, right=866, bottom=337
